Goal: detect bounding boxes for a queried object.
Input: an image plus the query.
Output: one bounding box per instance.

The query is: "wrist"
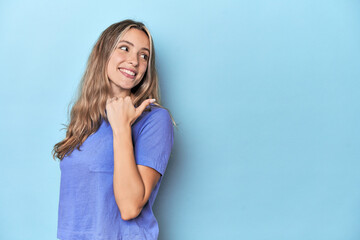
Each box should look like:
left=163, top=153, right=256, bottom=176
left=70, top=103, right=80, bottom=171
left=113, top=124, right=131, bottom=137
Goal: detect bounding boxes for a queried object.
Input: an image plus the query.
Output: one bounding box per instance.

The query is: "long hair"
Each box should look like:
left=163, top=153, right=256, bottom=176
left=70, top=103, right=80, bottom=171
left=52, top=19, right=177, bottom=161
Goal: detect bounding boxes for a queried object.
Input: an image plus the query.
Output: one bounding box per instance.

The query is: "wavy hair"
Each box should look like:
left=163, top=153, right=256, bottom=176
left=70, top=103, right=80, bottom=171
left=52, top=19, right=177, bottom=161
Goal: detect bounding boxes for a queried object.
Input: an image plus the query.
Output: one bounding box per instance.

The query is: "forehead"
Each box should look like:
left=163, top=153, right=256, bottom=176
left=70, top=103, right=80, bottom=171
left=119, top=28, right=150, bottom=48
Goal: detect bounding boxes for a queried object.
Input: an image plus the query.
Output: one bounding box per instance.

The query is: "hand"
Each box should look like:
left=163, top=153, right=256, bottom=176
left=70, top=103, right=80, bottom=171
left=106, top=96, right=155, bottom=131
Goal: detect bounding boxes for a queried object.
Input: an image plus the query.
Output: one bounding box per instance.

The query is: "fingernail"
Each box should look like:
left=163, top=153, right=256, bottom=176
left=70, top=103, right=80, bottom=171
left=150, top=99, right=156, bottom=103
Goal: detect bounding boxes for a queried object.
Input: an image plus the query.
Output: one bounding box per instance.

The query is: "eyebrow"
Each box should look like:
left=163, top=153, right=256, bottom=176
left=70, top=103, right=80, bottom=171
left=118, top=40, right=150, bottom=53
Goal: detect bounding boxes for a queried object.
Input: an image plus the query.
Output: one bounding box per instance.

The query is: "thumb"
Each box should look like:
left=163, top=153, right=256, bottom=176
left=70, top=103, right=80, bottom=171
left=136, top=98, right=156, bottom=115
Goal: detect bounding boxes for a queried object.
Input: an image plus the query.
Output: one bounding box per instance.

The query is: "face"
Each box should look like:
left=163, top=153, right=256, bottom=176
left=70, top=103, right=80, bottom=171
left=106, top=28, right=150, bottom=97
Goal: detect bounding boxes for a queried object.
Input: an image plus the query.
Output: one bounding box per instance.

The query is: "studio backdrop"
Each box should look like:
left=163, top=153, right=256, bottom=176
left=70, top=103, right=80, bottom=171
left=0, top=0, right=359, bottom=239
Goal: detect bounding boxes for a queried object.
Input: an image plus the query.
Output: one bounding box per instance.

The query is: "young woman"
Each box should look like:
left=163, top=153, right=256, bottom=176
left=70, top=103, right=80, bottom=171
left=52, top=19, right=176, bottom=240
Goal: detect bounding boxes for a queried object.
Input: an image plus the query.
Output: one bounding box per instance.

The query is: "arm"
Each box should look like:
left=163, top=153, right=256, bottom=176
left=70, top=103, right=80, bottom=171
left=112, top=126, right=161, bottom=221
left=106, top=96, right=159, bottom=220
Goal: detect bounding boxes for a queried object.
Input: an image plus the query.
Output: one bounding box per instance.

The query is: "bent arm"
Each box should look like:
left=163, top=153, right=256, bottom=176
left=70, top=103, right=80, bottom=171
left=112, top=125, right=160, bottom=221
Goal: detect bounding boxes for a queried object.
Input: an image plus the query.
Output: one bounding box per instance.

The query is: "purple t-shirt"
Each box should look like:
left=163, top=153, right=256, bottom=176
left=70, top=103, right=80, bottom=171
left=57, top=104, right=174, bottom=240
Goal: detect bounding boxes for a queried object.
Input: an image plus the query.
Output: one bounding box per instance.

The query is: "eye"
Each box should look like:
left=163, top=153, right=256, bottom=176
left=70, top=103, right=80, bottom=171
left=119, top=46, right=128, bottom=51
left=141, top=53, right=149, bottom=60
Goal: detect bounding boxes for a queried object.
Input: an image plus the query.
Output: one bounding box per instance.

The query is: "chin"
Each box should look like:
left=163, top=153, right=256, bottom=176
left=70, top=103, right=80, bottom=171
left=110, top=77, right=141, bottom=91
left=120, top=79, right=136, bottom=87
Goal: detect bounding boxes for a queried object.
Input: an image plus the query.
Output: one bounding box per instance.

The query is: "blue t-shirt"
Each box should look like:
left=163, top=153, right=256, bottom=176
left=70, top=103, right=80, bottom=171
left=57, top=104, right=174, bottom=240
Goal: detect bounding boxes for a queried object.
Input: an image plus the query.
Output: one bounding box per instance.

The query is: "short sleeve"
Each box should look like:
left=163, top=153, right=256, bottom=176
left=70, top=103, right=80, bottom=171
left=134, top=108, right=174, bottom=176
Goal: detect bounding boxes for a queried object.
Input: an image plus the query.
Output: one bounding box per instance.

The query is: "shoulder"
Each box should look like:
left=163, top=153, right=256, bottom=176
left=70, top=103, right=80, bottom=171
left=135, top=104, right=173, bottom=136
left=143, top=104, right=172, bottom=123
left=133, top=104, right=174, bottom=142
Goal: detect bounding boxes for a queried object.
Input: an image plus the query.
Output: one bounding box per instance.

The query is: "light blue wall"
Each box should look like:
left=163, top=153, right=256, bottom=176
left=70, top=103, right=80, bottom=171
left=0, top=0, right=359, bottom=239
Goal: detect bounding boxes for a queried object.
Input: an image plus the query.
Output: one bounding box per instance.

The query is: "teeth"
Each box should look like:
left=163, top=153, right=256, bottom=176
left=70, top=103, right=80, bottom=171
left=120, top=68, right=135, bottom=76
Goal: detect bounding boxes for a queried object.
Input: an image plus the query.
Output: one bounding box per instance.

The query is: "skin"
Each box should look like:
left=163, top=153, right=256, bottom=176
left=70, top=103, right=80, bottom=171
left=105, top=28, right=161, bottom=221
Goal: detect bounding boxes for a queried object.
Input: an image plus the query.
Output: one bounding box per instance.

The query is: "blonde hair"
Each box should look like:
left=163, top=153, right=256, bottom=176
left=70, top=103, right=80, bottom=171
left=52, top=19, right=176, bottom=161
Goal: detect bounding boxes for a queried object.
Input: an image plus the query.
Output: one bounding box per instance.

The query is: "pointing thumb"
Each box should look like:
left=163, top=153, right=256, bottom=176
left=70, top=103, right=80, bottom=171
left=136, top=98, right=156, bottom=115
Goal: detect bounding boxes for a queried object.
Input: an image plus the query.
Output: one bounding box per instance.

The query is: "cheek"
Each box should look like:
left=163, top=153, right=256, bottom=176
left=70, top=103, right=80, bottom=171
left=140, top=70, right=148, bottom=80
left=137, top=66, right=148, bottom=81
left=107, top=58, right=116, bottom=72
left=140, top=63, right=148, bottom=74
left=110, top=53, right=126, bottom=64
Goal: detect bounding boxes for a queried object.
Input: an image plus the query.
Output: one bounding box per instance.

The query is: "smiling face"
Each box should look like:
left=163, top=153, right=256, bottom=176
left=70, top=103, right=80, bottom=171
left=106, top=28, right=150, bottom=98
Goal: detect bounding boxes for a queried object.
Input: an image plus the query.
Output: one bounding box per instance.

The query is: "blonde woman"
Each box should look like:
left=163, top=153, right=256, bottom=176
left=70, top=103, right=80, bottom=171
left=53, top=19, right=175, bottom=240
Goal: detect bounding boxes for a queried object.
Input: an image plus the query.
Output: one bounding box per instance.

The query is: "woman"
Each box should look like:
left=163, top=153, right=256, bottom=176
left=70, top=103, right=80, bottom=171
left=52, top=19, right=176, bottom=240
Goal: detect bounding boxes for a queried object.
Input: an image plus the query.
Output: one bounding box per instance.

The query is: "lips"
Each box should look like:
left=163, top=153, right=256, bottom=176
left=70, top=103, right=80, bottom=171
left=119, top=68, right=136, bottom=79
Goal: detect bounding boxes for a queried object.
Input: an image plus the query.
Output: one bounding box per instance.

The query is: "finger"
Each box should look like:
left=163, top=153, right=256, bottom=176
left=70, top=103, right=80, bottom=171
left=136, top=98, right=156, bottom=115
left=124, top=96, right=133, bottom=104
left=107, top=96, right=119, bottom=106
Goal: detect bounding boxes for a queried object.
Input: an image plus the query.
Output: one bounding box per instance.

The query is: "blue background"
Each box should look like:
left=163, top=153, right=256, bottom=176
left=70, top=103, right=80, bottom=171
left=0, top=0, right=359, bottom=239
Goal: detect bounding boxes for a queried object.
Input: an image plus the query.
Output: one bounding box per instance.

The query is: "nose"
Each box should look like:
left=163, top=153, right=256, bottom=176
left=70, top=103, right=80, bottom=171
left=128, top=53, right=139, bottom=67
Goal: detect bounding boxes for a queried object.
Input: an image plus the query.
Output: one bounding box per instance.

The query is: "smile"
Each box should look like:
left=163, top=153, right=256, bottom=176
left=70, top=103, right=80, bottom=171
left=119, top=68, right=136, bottom=79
